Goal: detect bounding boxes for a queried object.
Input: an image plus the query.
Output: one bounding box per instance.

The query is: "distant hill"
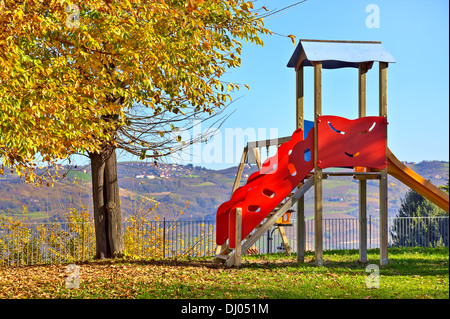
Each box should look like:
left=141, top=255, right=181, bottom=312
left=0, top=160, right=448, bottom=222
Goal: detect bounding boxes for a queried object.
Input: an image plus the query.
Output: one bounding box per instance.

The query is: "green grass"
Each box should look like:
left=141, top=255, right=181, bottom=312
left=218, top=177, right=235, bottom=183
left=0, top=247, right=447, bottom=299
left=66, top=170, right=92, bottom=183
left=344, top=188, right=359, bottom=196
left=0, top=211, right=48, bottom=221
left=192, top=182, right=216, bottom=187
left=181, top=174, right=200, bottom=178
left=323, top=180, right=351, bottom=189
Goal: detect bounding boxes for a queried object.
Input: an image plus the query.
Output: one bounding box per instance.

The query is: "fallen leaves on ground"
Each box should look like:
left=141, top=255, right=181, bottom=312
left=0, top=249, right=448, bottom=299
left=0, top=259, right=235, bottom=299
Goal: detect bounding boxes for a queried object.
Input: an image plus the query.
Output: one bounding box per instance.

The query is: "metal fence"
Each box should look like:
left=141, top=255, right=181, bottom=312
left=0, top=216, right=448, bottom=266
left=0, top=219, right=217, bottom=266
left=123, top=219, right=216, bottom=259
left=256, top=216, right=449, bottom=254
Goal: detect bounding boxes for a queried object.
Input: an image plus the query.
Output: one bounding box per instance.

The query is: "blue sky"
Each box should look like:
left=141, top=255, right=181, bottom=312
left=116, top=0, right=449, bottom=170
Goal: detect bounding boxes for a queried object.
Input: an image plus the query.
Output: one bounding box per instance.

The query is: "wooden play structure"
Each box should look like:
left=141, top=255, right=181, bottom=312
left=215, top=39, right=450, bottom=267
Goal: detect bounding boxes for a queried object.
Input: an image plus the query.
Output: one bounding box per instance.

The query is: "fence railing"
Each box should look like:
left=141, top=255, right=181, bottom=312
left=0, top=216, right=448, bottom=266
left=254, top=216, right=449, bottom=254
left=123, top=219, right=216, bottom=259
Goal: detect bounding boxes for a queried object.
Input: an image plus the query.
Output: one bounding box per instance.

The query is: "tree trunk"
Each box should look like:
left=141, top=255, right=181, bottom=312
left=89, top=146, right=123, bottom=259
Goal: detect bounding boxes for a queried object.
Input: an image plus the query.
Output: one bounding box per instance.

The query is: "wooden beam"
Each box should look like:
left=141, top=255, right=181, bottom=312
left=379, top=62, right=388, bottom=118
left=231, top=147, right=248, bottom=194
left=380, top=169, right=388, bottom=266
left=353, top=174, right=381, bottom=180
left=323, top=171, right=381, bottom=177
left=251, top=147, right=262, bottom=170
left=359, top=179, right=368, bottom=262
left=296, top=65, right=304, bottom=131
left=216, top=147, right=248, bottom=255
left=278, top=226, right=292, bottom=254
left=314, top=62, right=323, bottom=266
left=296, top=64, right=306, bottom=264
left=379, top=62, right=389, bottom=266
left=234, top=208, right=242, bottom=267
left=359, top=62, right=368, bottom=263
left=359, top=63, right=368, bottom=116
left=247, top=136, right=291, bottom=149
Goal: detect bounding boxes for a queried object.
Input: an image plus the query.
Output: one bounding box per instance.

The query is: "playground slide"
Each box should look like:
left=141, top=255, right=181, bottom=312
left=387, top=149, right=449, bottom=213
left=216, top=127, right=315, bottom=248
left=216, top=116, right=389, bottom=248
left=216, top=116, right=448, bottom=250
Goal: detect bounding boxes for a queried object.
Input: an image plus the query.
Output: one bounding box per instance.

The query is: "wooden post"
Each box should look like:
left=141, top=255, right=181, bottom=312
left=296, top=64, right=306, bottom=263
left=232, top=147, right=249, bottom=195
left=296, top=65, right=305, bottom=130
left=215, top=147, right=248, bottom=255
left=314, top=62, right=323, bottom=266
left=278, top=226, right=292, bottom=254
left=252, top=147, right=262, bottom=170
left=359, top=62, right=368, bottom=263
left=234, top=208, right=242, bottom=267
left=379, top=62, right=389, bottom=266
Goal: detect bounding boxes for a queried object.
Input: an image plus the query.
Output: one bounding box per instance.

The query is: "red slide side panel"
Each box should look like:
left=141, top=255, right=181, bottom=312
left=215, top=172, right=264, bottom=245
left=228, top=130, right=314, bottom=248
left=216, top=128, right=306, bottom=246
left=317, top=116, right=387, bottom=170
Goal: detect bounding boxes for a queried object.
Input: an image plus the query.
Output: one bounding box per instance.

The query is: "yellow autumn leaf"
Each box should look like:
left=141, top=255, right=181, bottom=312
left=288, top=34, right=296, bottom=45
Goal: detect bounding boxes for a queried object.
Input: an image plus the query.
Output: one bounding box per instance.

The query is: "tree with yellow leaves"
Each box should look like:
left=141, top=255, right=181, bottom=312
left=1, top=0, right=275, bottom=259
left=1, top=0, right=309, bottom=259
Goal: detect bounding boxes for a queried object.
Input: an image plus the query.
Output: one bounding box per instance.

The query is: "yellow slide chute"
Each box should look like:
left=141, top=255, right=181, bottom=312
left=387, top=149, right=449, bottom=213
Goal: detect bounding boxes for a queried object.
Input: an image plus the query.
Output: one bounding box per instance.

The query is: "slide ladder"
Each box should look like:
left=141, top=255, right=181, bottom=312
left=215, top=176, right=314, bottom=266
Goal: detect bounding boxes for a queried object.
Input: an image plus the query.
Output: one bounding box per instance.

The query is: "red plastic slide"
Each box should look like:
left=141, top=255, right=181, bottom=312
left=216, top=128, right=315, bottom=248
left=216, top=116, right=388, bottom=248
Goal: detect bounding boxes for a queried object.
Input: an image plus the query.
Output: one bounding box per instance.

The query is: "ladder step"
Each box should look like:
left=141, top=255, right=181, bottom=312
left=219, top=246, right=232, bottom=256
left=215, top=254, right=229, bottom=260
left=220, top=249, right=232, bottom=256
